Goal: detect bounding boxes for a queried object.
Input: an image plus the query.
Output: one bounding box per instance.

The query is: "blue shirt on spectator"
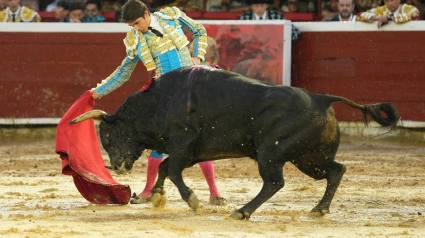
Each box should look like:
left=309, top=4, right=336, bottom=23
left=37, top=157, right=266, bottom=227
left=61, top=14, right=105, bottom=23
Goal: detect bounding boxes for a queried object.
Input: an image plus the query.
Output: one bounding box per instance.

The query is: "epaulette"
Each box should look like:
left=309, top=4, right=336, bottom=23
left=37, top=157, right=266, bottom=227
left=20, top=6, right=38, bottom=22
left=0, top=9, right=7, bottom=22
left=156, top=7, right=181, bottom=20
left=372, top=5, right=387, bottom=16
left=403, top=4, right=419, bottom=15
left=123, top=29, right=139, bottom=59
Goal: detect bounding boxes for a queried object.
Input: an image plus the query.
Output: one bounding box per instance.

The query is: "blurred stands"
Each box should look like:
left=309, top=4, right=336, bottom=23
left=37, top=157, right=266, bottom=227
left=38, top=11, right=315, bottom=22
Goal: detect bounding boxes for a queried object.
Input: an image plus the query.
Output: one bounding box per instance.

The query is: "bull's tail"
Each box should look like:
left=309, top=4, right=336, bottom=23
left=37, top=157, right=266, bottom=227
left=325, top=95, right=400, bottom=127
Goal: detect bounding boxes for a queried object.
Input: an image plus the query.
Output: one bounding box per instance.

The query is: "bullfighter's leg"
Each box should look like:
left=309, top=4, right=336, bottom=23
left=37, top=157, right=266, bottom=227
left=228, top=161, right=285, bottom=220
left=295, top=159, right=346, bottom=215
left=150, top=158, right=170, bottom=208
left=130, top=150, right=163, bottom=204
left=199, top=161, right=227, bottom=205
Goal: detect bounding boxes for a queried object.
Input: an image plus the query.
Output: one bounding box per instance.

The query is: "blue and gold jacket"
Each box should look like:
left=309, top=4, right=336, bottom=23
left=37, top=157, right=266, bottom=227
left=93, top=7, right=207, bottom=98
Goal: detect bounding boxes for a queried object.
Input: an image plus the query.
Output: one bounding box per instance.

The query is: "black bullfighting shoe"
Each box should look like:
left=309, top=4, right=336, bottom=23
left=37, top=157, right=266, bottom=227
left=130, top=192, right=151, bottom=204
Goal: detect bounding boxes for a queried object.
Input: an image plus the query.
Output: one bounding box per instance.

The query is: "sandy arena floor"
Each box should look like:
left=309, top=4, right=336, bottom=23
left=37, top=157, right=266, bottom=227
left=0, top=136, right=424, bottom=237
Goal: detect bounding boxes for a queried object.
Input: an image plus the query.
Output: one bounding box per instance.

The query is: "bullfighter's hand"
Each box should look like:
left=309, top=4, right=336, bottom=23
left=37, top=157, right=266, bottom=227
left=377, top=15, right=389, bottom=28
left=192, top=57, right=201, bottom=66
left=91, top=91, right=99, bottom=100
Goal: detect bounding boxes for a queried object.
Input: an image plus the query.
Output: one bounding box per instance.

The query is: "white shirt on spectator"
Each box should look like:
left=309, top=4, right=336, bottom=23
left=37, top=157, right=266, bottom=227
left=46, top=0, right=60, bottom=12
left=254, top=12, right=267, bottom=20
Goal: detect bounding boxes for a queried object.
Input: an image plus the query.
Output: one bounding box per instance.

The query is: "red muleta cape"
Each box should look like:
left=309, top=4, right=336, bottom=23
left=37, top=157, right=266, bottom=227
left=55, top=91, right=131, bottom=204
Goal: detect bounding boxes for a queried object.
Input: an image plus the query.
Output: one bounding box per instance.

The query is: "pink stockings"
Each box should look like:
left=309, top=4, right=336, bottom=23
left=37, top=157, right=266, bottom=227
left=139, top=157, right=221, bottom=198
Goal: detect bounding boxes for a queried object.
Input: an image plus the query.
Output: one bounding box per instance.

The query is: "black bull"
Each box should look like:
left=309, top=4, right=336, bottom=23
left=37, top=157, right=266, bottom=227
left=70, top=66, right=399, bottom=219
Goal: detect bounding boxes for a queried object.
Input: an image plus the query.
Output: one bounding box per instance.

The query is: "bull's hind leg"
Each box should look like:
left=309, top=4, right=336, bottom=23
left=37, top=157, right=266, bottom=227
left=295, top=159, right=346, bottom=215
left=151, top=158, right=169, bottom=208
left=228, top=161, right=285, bottom=220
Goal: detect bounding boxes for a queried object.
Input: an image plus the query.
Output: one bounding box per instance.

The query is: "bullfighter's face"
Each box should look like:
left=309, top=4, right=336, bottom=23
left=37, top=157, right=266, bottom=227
left=384, top=0, right=400, bottom=12
left=99, top=121, right=142, bottom=175
left=127, top=10, right=151, bottom=33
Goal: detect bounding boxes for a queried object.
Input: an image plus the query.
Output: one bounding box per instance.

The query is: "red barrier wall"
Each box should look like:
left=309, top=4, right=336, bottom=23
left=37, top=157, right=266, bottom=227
left=291, top=28, right=425, bottom=121
left=0, top=32, right=148, bottom=118
left=1, top=22, right=425, bottom=123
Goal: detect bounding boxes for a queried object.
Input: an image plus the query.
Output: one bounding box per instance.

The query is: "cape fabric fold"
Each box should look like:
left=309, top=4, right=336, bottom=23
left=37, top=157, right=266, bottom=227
left=55, top=91, right=131, bottom=204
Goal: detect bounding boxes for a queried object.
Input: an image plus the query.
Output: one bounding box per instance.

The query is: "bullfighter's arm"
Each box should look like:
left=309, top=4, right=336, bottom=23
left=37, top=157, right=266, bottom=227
left=357, top=6, right=384, bottom=22
left=175, top=8, right=207, bottom=61
left=91, top=56, right=138, bottom=98
left=392, top=5, right=420, bottom=23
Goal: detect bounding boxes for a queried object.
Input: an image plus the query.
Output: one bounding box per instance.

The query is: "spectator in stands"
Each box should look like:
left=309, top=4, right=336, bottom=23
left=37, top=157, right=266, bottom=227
left=166, top=0, right=200, bottom=11
left=0, top=0, right=6, bottom=10
left=54, top=0, right=70, bottom=22
left=239, top=0, right=280, bottom=19
left=142, top=0, right=158, bottom=12
left=208, top=0, right=249, bottom=12
left=326, top=0, right=357, bottom=21
left=90, top=0, right=225, bottom=206
left=238, top=0, right=300, bottom=41
left=355, top=0, right=381, bottom=12
left=413, top=0, right=425, bottom=19
left=281, top=0, right=300, bottom=12
left=85, top=0, right=106, bottom=22
left=62, top=1, right=104, bottom=23
left=46, top=0, right=60, bottom=11
left=322, top=0, right=339, bottom=20
left=0, top=0, right=41, bottom=22
left=270, top=0, right=282, bottom=10
left=21, top=0, right=38, bottom=10
left=103, top=0, right=122, bottom=12
left=357, top=0, right=420, bottom=27
left=68, top=1, right=85, bottom=22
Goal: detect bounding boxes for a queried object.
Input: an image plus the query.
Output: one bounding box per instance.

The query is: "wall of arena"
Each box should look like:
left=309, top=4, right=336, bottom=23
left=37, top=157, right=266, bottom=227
left=0, top=21, right=424, bottom=128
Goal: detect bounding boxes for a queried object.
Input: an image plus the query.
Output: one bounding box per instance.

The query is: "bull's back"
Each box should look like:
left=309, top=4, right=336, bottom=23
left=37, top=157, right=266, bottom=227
left=155, top=67, right=332, bottom=159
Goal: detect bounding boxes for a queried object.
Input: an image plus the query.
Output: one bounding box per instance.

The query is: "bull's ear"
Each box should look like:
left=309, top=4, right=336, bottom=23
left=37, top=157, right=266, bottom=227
left=69, top=110, right=109, bottom=124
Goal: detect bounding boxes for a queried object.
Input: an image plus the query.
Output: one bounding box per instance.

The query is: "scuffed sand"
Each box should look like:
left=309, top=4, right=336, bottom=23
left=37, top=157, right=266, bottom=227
left=0, top=136, right=424, bottom=237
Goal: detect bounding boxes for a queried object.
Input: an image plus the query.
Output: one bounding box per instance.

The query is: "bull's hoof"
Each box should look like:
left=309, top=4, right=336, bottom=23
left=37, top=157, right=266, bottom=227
left=151, top=192, right=167, bottom=208
left=310, top=206, right=330, bottom=216
left=209, top=196, right=227, bottom=206
left=187, top=193, right=199, bottom=212
left=130, top=192, right=151, bottom=204
left=226, top=211, right=251, bottom=220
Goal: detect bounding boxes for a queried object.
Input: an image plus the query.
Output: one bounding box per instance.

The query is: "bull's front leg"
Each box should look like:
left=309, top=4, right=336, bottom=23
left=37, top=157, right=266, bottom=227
left=167, top=155, right=199, bottom=212
left=164, top=127, right=200, bottom=212
left=151, top=158, right=169, bottom=208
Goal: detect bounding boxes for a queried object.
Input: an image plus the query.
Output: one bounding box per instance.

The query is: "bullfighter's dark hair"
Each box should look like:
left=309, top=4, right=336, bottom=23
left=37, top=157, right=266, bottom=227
left=121, top=0, right=149, bottom=23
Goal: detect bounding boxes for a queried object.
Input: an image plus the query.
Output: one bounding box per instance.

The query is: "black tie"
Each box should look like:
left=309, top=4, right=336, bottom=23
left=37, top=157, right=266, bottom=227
left=259, top=17, right=263, bottom=20
left=148, top=27, right=163, bottom=38
left=12, top=14, right=16, bottom=22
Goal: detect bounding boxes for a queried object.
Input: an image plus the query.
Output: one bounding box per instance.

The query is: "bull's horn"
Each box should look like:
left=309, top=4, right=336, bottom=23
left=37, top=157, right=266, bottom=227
left=68, top=110, right=108, bottom=124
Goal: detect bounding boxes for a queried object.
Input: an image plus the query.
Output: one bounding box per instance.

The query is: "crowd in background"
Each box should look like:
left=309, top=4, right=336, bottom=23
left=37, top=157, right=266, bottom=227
left=1, top=0, right=424, bottom=22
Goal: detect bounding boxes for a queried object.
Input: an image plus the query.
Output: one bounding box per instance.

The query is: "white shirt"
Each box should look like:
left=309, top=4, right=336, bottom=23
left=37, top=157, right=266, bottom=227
left=253, top=11, right=267, bottom=20
left=149, top=15, right=164, bottom=35
left=339, top=14, right=356, bottom=22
